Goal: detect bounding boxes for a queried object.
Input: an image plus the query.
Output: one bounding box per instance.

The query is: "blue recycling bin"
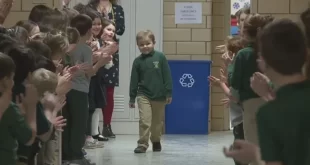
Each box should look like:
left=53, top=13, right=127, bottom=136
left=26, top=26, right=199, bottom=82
left=165, top=60, right=211, bottom=134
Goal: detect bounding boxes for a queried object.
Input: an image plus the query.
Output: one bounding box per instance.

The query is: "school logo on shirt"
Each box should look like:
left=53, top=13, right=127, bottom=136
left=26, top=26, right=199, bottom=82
left=153, top=61, right=159, bottom=68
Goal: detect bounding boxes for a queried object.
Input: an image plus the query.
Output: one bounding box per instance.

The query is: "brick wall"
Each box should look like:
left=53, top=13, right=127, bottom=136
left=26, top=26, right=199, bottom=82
left=4, top=0, right=60, bottom=27
left=163, top=0, right=230, bottom=131
left=251, top=0, right=309, bottom=21
left=163, top=0, right=310, bottom=132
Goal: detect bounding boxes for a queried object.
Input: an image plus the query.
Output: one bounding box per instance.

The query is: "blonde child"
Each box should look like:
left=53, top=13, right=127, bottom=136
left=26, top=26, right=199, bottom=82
left=129, top=30, right=172, bottom=153
left=33, top=68, right=66, bottom=165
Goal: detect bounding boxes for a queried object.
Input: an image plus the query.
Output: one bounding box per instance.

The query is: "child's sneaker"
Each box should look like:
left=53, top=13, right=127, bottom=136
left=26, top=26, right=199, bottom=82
left=152, top=142, right=162, bottom=152
left=92, top=134, right=109, bottom=141
left=134, top=146, right=147, bottom=153
left=84, top=140, right=97, bottom=149
left=94, top=140, right=104, bottom=148
left=82, top=148, right=87, bottom=155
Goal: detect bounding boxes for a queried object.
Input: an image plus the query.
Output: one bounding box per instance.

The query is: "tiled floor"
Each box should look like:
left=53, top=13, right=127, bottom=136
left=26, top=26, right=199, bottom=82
left=86, top=131, right=234, bottom=165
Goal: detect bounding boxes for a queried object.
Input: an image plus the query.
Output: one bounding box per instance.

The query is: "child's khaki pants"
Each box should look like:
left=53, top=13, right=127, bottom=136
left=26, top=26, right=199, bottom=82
left=137, top=96, right=166, bottom=148
left=242, top=98, right=265, bottom=145
left=37, top=131, right=59, bottom=165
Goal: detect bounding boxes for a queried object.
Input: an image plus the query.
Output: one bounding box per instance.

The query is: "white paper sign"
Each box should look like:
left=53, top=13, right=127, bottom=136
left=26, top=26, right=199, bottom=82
left=175, top=2, right=202, bottom=24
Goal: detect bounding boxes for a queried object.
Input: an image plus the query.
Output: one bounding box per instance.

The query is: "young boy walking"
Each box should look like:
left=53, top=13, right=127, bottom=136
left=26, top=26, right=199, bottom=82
left=129, top=30, right=173, bottom=153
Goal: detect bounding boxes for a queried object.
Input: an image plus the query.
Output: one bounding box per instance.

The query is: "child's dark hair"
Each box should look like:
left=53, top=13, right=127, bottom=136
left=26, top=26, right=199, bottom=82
left=0, top=33, right=18, bottom=53
left=7, top=45, right=36, bottom=84
left=259, top=19, right=307, bottom=75
left=243, top=14, right=274, bottom=42
left=83, top=7, right=101, bottom=21
left=62, top=7, right=79, bottom=24
left=27, top=40, right=56, bottom=72
left=6, top=26, right=29, bottom=43
left=0, top=52, right=15, bottom=80
left=102, top=18, right=118, bottom=41
left=74, top=3, right=86, bottom=13
left=88, top=0, right=118, bottom=7
left=67, top=27, right=80, bottom=44
left=15, top=20, right=38, bottom=35
left=70, top=14, right=93, bottom=36
left=84, top=7, right=103, bottom=38
left=27, top=40, right=52, bottom=59
left=38, top=8, right=68, bottom=32
left=226, top=36, right=244, bottom=54
left=28, top=5, right=54, bottom=23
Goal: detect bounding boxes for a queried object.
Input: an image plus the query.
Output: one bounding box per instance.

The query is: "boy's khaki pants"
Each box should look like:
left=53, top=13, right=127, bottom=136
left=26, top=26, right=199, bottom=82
left=37, top=131, right=59, bottom=165
left=137, top=96, right=166, bottom=148
left=242, top=98, right=265, bottom=145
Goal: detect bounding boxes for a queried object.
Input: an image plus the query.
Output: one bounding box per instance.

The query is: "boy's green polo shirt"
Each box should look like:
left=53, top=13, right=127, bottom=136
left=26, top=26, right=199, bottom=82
left=129, top=50, right=173, bottom=103
left=230, top=46, right=260, bottom=102
left=0, top=103, right=32, bottom=165
left=257, top=80, right=310, bottom=165
left=12, top=84, right=51, bottom=159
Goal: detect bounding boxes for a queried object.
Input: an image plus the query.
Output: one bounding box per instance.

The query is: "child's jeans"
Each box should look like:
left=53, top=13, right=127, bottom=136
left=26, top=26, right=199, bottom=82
left=37, top=131, right=59, bottom=165
left=62, top=89, right=89, bottom=160
left=242, top=97, right=265, bottom=145
left=137, top=95, right=166, bottom=148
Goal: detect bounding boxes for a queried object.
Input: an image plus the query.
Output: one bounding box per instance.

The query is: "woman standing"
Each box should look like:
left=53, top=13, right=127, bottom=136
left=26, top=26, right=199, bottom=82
left=88, top=0, right=125, bottom=138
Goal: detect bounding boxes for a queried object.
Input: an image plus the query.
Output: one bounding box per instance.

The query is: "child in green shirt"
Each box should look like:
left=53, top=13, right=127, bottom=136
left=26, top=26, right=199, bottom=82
left=129, top=30, right=173, bottom=153
left=0, top=52, right=38, bottom=165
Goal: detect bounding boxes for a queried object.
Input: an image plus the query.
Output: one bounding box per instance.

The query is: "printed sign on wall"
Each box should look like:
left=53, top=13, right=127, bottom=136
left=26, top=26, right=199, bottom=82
left=175, top=2, right=202, bottom=24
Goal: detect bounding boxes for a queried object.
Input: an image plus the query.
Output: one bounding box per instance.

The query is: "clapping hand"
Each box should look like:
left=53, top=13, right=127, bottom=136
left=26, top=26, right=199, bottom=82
left=223, top=140, right=261, bottom=165
left=97, top=53, right=113, bottom=66
left=250, top=72, right=271, bottom=97
left=215, top=45, right=226, bottom=53
left=220, top=98, right=230, bottom=107
left=56, top=72, right=72, bottom=96
left=41, top=92, right=66, bottom=113
left=221, top=52, right=233, bottom=67
left=98, top=41, right=119, bottom=55
left=208, top=76, right=222, bottom=87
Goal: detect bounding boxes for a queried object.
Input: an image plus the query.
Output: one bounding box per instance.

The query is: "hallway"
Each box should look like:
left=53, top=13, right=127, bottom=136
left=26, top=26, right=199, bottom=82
left=86, top=131, right=234, bottom=165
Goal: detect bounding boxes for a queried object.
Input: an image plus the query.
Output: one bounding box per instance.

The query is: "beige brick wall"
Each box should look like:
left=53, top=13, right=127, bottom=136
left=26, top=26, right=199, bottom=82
left=4, top=0, right=60, bottom=27
left=163, top=0, right=230, bottom=131
left=251, top=0, right=309, bottom=21
left=163, top=0, right=310, bottom=132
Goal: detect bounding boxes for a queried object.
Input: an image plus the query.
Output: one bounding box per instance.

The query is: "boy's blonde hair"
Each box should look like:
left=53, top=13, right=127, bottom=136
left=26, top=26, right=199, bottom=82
left=136, top=30, right=155, bottom=44
left=31, top=68, right=58, bottom=97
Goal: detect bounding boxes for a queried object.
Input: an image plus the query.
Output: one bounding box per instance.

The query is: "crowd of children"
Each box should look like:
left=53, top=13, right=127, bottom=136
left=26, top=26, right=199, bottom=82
left=0, top=0, right=174, bottom=164
left=209, top=6, right=310, bottom=165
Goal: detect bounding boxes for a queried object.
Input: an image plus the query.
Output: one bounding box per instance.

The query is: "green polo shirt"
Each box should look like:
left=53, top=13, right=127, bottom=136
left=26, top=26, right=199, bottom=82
left=129, top=50, right=173, bottom=103
left=0, top=103, right=32, bottom=165
left=257, top=80, right=310, bottom=165
left=12, top=84, right=51, bottom=160
left=230, top=45, right=260, bottom=102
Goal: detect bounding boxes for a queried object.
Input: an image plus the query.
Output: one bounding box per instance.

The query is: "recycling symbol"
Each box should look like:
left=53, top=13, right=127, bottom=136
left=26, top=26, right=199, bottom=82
left=179, top=73, right=195, bottom=88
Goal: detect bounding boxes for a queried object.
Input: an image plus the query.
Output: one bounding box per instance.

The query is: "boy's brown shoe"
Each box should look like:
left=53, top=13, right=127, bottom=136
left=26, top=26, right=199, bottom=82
left=134, top=146, right=147, bottom=153
left=152, top=142, right=162, bottom=152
